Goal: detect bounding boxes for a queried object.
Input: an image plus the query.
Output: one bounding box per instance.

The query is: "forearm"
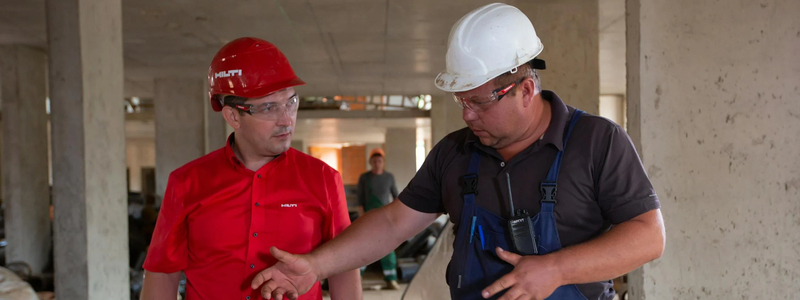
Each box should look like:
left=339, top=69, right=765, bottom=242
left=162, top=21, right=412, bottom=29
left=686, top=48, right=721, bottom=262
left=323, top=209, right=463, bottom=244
left=328, top=269, right=362, bottom=300
left=310, top=200, right=437, bottom=279
left=140, top=271, right=181, bottom=300
left=551, top=210, right=665, bottom=285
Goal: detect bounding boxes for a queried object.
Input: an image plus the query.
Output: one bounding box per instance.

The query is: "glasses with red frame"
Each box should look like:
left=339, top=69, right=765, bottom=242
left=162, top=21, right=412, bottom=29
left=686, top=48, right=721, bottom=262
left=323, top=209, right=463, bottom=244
left=452, top=77, right=526, bottom=113
left=231, top=94, right=299, bottom=121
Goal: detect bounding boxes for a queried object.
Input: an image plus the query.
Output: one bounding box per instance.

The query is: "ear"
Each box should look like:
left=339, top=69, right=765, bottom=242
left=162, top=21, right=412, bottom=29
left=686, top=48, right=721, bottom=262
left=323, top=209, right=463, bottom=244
left=520, top=77, right=536, bottom=109
left=221, top=106, right=242, bottom=130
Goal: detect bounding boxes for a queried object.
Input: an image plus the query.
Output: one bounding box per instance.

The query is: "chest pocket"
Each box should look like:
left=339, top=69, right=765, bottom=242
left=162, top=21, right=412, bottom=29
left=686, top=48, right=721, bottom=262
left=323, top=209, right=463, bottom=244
left=187, top=195, right=250, bottom=252
left=261, top=195, right=325, bottom=255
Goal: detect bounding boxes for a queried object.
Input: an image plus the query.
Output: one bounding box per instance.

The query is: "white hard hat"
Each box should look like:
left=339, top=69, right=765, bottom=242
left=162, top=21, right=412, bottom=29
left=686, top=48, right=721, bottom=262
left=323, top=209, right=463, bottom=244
left=435, top=3, right=545, bottom=93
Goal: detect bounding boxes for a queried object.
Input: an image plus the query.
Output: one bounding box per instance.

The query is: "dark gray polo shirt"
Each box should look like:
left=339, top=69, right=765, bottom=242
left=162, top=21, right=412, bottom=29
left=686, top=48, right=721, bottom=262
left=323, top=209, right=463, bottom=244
left=357, top=171, right=399, bottom=208
left=398, top=90, right=660, bottom=300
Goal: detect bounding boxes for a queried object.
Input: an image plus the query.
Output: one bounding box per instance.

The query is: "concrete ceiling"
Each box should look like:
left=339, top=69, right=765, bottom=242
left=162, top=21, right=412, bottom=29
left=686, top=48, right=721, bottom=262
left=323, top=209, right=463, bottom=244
left=0, top=0, right=626, bottom=99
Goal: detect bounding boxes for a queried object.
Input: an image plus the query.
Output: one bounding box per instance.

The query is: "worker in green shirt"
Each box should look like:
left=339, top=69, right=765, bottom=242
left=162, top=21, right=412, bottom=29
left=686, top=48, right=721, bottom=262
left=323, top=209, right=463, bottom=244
left=356, top=148, right=400, bottom=290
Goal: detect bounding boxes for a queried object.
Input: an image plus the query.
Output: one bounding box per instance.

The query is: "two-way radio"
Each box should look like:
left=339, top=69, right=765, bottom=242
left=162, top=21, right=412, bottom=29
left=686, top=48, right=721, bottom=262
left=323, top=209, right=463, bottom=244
left=505, top=173, right=538, bottom=255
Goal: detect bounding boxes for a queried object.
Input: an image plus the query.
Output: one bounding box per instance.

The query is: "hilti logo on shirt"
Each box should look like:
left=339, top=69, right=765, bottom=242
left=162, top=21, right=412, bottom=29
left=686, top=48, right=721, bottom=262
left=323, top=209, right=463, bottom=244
left=281, top=204, right=298, bottom=208
left=214, top=69, right=242, bottom=78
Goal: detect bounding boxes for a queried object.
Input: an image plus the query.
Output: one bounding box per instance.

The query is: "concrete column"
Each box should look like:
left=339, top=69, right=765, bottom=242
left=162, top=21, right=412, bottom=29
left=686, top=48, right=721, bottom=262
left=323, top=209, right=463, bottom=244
left=291, top=140, right=305, bottom=153
left=46, top=0, right=128, bottom=298
left=626, top=0, right=800, bottom=299
left=204, top=81, right=226, bottom=153
left=384, top=128, right=416, bottom=191
left=155, top=78, right=205, bottom=204
left=0, top=46, right=51, bottom=275
left=226, top=122, right=235, bottom=137
left=429, top=94, right=465, bottom=145
left=126, top=139, right=142, bottom=192
left=512, top=0, right=599, bottom=115
left=599, top=95, right=626, bottom=129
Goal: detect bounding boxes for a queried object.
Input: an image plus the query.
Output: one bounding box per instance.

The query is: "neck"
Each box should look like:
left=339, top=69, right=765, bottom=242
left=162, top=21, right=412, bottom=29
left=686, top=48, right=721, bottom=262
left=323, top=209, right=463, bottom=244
left=496, top=97, right=551, bottom=161
left=233, top=137, right=277, bottom=172
left=371, top=169, right=384, bottom=175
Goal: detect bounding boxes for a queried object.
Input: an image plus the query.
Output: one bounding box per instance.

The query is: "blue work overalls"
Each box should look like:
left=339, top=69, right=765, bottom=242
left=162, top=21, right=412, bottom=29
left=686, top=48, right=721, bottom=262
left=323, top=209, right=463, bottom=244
left=446, top=110, right=588, bottom=300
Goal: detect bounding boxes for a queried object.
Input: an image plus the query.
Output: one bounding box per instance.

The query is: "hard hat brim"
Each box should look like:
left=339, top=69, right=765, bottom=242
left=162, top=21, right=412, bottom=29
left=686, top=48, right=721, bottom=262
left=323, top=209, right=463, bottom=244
left=210, top=76, right=305, bottom=112
left=434, top=71, right=497, bottom=93
left=434, top=56, right=547, bottom=93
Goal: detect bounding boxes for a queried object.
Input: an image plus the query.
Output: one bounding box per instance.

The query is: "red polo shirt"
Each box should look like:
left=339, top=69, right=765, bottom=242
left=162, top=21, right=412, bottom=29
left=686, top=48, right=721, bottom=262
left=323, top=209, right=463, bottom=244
left=144, top=136, right=351, bottom=300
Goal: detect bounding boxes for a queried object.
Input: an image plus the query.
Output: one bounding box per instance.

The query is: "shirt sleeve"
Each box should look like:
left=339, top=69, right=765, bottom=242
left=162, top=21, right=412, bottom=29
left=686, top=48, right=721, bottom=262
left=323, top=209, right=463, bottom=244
left=143, top=172, right=189, bottom=273
left=596, top=124, right=661, bottom=225
left=397, top=140, right=447, bottom=214
left=323, top=167, right=352, bottom=242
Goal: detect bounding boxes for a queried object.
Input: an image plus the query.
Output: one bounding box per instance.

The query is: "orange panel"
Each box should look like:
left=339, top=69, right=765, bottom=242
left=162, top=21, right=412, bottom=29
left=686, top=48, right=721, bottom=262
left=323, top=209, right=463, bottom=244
left=340, top=145, right=367, bottom=185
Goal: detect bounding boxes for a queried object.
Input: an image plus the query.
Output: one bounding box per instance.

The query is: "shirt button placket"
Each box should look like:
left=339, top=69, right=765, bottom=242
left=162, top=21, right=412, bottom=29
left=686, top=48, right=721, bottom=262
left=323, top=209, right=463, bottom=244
left=249, top=171, right=264, bottom=296
left=500, top=162, right=506, bottom=168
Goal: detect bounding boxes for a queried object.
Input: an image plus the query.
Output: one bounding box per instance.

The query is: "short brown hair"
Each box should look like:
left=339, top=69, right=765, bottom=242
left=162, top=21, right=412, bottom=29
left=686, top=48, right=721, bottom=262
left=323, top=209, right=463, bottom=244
left=492, top=61, right=541, bottom=95
left=223, top=95, right=249, bottom=115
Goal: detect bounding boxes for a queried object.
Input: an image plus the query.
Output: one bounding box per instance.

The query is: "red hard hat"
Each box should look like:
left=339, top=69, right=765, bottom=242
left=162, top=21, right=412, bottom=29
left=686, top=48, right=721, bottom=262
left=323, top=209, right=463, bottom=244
left=208, top=37, right=305, bottom=112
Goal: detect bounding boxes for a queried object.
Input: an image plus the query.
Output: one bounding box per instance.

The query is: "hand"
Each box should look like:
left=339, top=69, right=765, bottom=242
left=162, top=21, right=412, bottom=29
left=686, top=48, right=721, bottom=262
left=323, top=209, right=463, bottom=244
left=251, top=247, right=319, bottom=300
left=482, top=247, right=563, bottom=300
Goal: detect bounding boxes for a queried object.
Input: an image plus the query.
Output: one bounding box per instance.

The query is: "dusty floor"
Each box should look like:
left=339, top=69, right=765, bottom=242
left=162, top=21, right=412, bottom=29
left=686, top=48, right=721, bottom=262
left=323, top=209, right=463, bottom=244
left=322, top=269, right=408, bottom=300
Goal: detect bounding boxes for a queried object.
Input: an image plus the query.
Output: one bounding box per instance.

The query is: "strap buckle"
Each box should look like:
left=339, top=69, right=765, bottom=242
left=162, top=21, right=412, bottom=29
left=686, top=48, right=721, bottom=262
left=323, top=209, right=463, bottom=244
left=540, top=182, right=557, bottom=203
left=460, top=174, right=479, bottom=196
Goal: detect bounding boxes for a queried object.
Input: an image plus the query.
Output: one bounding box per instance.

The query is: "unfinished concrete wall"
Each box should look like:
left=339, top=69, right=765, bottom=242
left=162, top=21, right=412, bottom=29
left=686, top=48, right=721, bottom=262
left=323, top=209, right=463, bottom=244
left=0, top=46, right=51, bottom=275
left=627, top=0, right=800, bottom=299
left=430, top=94, right=465, bottom=145
left=513, top=0, right=600, bottom=114
left=154, top=78, right=205, bottom=204
left=204, top=80, right=226, bottom=154
left=385, top=128, right=416, bottom=191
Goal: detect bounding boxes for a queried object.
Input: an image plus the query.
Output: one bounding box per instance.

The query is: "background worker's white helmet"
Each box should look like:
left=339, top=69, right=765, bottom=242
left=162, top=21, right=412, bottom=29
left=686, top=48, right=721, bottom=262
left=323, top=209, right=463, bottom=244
left=435, top=3, right=544, bottom=93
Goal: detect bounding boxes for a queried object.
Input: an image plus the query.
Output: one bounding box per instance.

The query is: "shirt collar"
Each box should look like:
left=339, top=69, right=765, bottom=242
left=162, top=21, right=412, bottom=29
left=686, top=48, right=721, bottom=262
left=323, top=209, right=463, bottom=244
left=464, top=90, right=571, bottom=152
left=224, top=133, right=242, bottom=167
left=224, top=133, right=290, bottom=170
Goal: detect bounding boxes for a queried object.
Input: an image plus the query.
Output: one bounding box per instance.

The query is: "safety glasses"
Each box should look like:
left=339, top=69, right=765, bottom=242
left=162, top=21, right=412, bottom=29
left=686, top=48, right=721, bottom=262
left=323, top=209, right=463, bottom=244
left=232, top=94, right=299, bottom=121
left=452, top=77, right=526, bottom=113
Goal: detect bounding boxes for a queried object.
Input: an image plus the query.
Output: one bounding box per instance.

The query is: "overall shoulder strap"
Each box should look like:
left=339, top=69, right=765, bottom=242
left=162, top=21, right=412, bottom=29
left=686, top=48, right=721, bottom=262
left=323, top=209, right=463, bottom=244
left=541, top=109, right=585, bottom=203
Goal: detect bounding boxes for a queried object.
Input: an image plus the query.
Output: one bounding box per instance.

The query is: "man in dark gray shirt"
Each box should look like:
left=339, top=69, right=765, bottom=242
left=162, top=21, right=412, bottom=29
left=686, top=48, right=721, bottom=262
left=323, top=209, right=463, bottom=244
left=357, top=148, right=399, bottom=211
left=251, top=4, right=665, bottom=300
left=356, top=148, right=400, bottom=289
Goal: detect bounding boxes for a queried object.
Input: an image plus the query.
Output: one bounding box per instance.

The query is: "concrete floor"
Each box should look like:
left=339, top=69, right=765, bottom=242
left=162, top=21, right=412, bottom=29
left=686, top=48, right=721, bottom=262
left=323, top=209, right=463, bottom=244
left=323, top=270, right=408, bottom=300
left=322, top=283, right=407, bottom=300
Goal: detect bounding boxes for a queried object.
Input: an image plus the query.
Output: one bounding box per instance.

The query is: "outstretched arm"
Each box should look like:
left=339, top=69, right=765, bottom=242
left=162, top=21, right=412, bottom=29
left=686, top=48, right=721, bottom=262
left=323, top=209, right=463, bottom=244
left=251, top=200, right=438, bottom=299
left=327, top=269, right=361, bottom=300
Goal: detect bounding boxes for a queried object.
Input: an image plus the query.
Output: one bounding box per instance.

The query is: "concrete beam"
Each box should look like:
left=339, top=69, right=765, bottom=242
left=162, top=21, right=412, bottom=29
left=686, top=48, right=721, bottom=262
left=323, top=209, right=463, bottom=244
left=297, top=109, right=430, bottom=119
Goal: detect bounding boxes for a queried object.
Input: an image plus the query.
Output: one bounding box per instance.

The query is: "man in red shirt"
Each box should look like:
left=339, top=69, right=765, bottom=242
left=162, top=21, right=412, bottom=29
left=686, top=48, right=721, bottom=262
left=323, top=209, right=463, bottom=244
left=140, top=37, right=362, bottom=300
